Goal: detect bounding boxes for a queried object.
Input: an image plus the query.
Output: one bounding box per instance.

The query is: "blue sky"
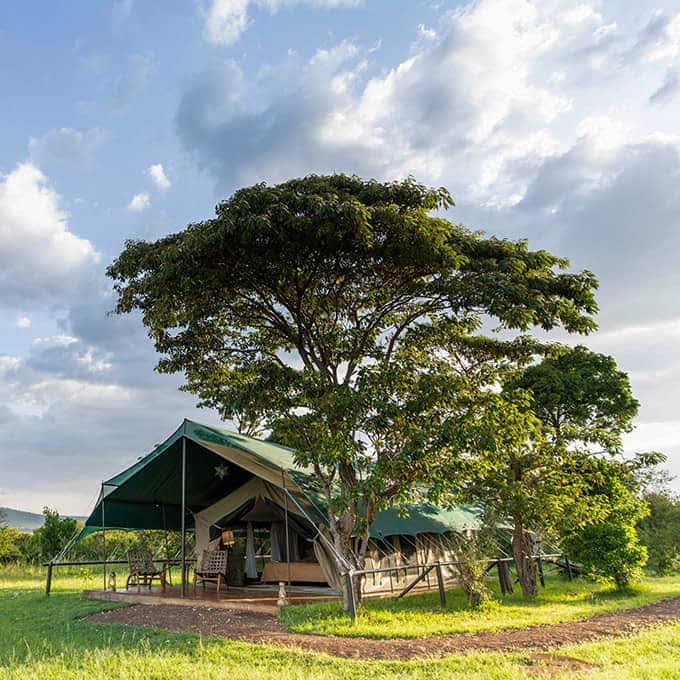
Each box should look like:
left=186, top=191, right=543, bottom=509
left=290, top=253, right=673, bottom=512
left=2, top=0, right=680, bottom=514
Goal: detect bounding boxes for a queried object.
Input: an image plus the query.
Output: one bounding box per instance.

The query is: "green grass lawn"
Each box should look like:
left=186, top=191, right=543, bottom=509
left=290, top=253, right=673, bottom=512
left=282, top=569, right=680, bottom=638
left=2, top=565, right=680, bottom=679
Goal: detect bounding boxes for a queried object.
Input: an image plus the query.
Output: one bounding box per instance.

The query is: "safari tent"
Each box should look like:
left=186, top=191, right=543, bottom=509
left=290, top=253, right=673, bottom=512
left=80, top=419, right=480, bottom=592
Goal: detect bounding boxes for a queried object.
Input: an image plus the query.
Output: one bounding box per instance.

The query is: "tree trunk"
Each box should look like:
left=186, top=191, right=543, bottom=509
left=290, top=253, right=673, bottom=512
left=512, top=518, right=538, bottom=598
left=331, top=521, right=365, bottom=612
left=328, top=463, right=373, bottom=613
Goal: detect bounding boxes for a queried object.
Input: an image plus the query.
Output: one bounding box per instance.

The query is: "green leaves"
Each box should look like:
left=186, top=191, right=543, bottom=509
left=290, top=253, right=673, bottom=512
left=508, top=345, right=639, bottom=453
left=0, top=525, right=22, bottom=563
left=107, top=174, right=599, bottom=391
left=562, top=521, right=648, bottom=590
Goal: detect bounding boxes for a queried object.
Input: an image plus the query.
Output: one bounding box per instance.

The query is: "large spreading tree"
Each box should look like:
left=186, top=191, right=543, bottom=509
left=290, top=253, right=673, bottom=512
left=107, top=174, right=598, bottom=608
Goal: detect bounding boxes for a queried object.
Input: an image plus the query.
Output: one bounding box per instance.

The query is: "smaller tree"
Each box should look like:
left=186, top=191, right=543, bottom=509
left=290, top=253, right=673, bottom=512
left=565, top=523, right=647, bottom=589
left=449, top=524, right=497, bottom=607
left=509, top=345, right=639, bottom=452
left=0, top=512, right=22, bottom=563
left=494, top=346, right=641, bottom=597
left=453, top=392, right=608, bottom=598
left=0, top=527, right=22, bottom=563
left=31, top=508, right=78, bottom=562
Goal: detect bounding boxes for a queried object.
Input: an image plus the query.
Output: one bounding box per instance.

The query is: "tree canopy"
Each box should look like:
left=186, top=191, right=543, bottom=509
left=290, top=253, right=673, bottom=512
left=509, top=345, right=639, bottom=452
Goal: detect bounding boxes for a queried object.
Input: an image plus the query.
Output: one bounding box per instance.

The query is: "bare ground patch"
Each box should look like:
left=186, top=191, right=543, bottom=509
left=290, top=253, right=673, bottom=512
left=87, top=596, right=680, bottom=661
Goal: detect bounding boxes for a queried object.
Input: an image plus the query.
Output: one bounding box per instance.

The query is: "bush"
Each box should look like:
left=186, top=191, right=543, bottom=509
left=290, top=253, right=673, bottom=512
left=637, top=492, right=680, bottom=575
left=563, top=521, right=648, bottom=589
left=0, top=526, right=22, bottom=563
left=20, top=508, right=79, bottom=563
left=450, top=530, right=494, bottom=607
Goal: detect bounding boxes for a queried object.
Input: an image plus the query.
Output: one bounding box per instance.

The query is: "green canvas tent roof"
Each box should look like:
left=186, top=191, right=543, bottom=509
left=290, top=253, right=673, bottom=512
left=81, top=419, right=478, bottom=539
left=370, top=502, right=480, bottom=538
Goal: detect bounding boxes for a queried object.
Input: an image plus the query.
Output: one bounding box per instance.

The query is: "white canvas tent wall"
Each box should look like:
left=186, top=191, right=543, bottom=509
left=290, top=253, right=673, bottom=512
left=194, top=476, right=309, bottom=553
left=193, top=476, right=343, bottom=588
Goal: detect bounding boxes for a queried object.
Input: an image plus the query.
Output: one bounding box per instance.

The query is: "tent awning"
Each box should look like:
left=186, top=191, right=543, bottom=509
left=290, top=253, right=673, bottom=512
left=80, top=419, right=324, bottom=537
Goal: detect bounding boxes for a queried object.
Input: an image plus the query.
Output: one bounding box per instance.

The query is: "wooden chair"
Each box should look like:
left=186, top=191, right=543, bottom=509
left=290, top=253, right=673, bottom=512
left=194, top=550, right=229, bottom=594
left=125, top=549, right=166, bottom=592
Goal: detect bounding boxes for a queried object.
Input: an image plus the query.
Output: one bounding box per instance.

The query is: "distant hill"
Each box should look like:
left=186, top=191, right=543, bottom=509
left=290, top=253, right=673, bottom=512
left=0, top=507, right=87, bottom=533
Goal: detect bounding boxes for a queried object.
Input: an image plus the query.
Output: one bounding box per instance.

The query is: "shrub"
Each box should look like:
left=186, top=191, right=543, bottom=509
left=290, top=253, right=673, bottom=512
left=563, top=521, right=648, bottom=589
left=450, top=530, right=494, bottom=607
left=0, top=526, right=22, bottom=563
left=637, top=492, right=680, bottom=575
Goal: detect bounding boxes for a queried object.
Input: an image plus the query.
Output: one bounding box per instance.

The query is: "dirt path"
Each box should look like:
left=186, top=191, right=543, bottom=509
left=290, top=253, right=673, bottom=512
left=88, top=597, right=680, bottom=661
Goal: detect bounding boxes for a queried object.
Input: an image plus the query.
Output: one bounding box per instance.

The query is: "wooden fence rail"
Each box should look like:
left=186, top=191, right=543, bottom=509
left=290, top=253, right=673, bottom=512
left=342, top=553, right=570, bottom=620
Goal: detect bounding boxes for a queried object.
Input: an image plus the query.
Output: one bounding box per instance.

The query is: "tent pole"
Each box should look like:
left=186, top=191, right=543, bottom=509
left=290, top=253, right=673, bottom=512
left=281, top=487, right=350, bottom=570
left=161, top=504, right=168, bottom=560
left=101, top=482, right=106, bottom=591
left=181, top=436, right=187, bottom=598
left=282, top=472, right=291, bottom=587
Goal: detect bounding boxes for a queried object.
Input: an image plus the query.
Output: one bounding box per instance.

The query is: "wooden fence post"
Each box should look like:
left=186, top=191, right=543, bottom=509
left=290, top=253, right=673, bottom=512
left=45, top=562, right=53, bottom=597
left=497, top=560, right=513, bottom=594
left=345, top=572, right=357, bottom=622
left=496, top=560, right=506, bottom=595
left=435, top=562, right=447, bottom=608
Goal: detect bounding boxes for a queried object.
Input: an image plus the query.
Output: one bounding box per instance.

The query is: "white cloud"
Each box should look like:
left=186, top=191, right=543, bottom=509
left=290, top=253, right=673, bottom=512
left=32, top=335, right=79, bottom=349
left=183, top=1, right=680, bottom=209
left=0, top=163, right=99, bottom=307
left=183, top=0, right=575, bottom=194
left=259, top=0, right=361, bottom=9
left=202, top=0, right=250, bottom=46
left=0, top=298, right=222, bottom=514
left=127, top=192, right=150, bottom=212
left=579, top=317, right=680, bottom=422
left=650, top=68, right=680, bottom=104
left=625, top=422, right=680, bottom=455
left=0, top=356, right=20, bottom=376
left=201, top=0, right=360, bottom=46
left=147, top=163, right=171, bottom=190
left=417, top=24, right=436, bottom=41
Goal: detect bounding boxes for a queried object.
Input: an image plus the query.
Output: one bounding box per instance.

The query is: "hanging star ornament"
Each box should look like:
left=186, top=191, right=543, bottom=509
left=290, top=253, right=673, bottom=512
left=214, top=463, right=229, bottom=480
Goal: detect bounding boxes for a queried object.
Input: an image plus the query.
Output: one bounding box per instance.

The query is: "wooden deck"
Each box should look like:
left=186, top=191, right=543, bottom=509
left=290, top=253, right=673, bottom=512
left=84, top=584, right=339, bottom=614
